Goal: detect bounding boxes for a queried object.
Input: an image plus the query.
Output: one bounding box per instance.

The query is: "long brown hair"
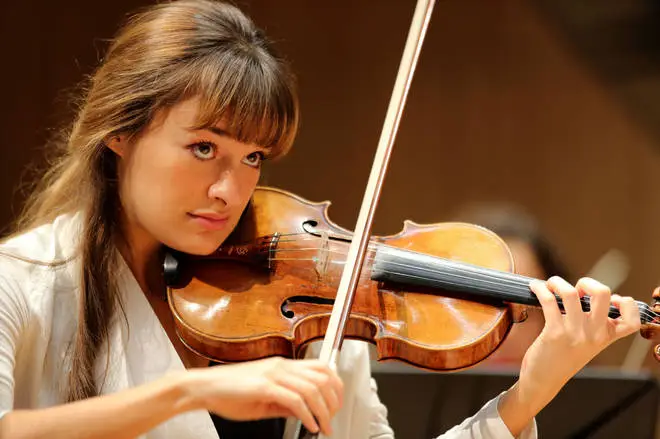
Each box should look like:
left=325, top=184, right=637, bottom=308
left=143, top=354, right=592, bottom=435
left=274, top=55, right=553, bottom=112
left=5, top=0, right=298, bottom=402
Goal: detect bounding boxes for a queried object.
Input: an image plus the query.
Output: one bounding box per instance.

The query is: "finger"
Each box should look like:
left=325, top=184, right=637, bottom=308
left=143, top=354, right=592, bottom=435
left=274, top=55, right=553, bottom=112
left=290, top=360, right=344, bottom=410
left=277, top=374, right=332, bottom=436
left=653, top=286, right=660, bottom=301
left=298, top=359, right=332, bottom=372
left=296, top=367, right=343, bottom=415
left=529, top=279, right=562, bottom=327
left=575, top=277, right=611, bottom=327
left=268, top=385, right=319, bottom=434
left=611, top=295, right=641, bottom=339
left=547, top=276, right=583, bottom=329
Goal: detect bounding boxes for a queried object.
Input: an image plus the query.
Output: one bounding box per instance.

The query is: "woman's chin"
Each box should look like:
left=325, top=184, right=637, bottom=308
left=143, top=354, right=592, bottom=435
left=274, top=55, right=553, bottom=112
left=164, top=235, right=226, bottom=256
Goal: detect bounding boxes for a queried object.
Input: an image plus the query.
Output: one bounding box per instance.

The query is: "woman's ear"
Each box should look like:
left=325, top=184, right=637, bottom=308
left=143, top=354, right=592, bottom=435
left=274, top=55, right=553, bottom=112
left=105, top=134, right=128, bottom=157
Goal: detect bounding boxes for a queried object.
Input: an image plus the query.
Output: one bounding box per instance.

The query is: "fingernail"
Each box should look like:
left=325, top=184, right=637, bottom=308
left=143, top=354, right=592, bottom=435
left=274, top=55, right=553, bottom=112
left=529, top=279, right=543, bottom=289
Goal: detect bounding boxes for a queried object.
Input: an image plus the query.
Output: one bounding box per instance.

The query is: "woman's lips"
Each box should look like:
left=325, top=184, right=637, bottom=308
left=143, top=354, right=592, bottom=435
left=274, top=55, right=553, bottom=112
left=187, top=212, right=230, bottom=231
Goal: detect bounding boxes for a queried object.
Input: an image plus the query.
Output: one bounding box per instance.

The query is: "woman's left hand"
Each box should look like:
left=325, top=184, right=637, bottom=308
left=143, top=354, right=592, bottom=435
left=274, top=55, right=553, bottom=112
left=498, top=276, right=641, bottom=436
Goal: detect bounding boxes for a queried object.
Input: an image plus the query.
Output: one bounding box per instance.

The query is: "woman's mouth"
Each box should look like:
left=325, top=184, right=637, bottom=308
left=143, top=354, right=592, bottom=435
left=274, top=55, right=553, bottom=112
left=187, top=212, right=230, bottom=231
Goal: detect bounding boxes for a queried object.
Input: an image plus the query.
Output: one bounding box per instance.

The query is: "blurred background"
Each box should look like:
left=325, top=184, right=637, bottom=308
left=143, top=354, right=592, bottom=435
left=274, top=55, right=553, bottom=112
left=2, top=0, right=659, bottom=437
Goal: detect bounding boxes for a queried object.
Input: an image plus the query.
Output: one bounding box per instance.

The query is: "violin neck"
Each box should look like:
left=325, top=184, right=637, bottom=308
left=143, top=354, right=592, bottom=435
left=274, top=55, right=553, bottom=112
left=370, top=245, right=654, bottom=324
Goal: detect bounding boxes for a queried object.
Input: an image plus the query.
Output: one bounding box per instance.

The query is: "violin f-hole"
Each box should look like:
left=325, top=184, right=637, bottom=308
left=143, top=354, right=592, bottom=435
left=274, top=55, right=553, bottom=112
left=281, top=296, right=335, bottom=318
left=302, top=220, right=351, bottom=242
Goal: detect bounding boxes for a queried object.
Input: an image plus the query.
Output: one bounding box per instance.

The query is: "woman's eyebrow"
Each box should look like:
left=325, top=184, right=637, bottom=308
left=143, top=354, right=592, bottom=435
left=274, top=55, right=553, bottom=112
left=204, top=126, right=232, bottom=138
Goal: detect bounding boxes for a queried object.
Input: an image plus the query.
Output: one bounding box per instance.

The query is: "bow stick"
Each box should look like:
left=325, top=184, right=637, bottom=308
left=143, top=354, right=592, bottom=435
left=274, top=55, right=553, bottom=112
left=283, top=0, right=437, bottom=437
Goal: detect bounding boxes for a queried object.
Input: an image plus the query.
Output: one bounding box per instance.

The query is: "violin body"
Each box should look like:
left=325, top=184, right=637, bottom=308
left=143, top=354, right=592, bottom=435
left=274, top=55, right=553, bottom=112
left=165, top=186, right=525, bottom=371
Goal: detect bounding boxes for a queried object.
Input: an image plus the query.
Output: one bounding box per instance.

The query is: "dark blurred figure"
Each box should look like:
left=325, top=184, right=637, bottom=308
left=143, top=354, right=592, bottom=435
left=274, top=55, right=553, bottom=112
left=451, top=203, right=571, bottom=367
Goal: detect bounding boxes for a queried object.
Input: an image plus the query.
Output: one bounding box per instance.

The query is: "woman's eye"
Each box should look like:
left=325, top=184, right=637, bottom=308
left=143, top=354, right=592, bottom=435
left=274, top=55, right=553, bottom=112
left=243, top=151, right=265, bottom=168
left=190, top=142, right=217, bottom=160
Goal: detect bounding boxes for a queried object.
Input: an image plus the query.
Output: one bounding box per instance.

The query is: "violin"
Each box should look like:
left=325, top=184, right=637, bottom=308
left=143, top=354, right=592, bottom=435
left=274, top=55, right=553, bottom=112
left=163, top=186, right=660, bottom=371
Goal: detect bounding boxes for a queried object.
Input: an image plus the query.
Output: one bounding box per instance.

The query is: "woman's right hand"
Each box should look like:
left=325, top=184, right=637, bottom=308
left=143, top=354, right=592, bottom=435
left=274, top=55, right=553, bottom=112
left=183, top=357, right=343, bottom=436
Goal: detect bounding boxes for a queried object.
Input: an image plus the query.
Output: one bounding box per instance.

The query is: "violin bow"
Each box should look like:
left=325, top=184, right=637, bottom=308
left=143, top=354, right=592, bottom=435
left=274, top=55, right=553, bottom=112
left=283, top=0, right=437, bottom=437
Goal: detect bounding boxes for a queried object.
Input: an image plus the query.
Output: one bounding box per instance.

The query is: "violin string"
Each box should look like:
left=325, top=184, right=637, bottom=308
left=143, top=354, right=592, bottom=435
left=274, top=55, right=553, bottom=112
left=263, top=237, right=659, bottom=322
left=270, top=247, right=529, bottom=293
left=254, top=234, right=658, bottom=320
left=269, top=255, right=657, bottom=323
left=370, top=266, right=655, bottom=322
left=268, top=235, right=530, bottom=290
left=271, top=235, right=539, bottom=287
left=275, top=237, right=536, bottom=289
left=265, top=254, right=658, bottom=323
left=275, top=234, right=642, bottom=310
left=272, top=234, right=660, bottom=321
left=271, top=240, right=570, bottom=297
left=271, top=244, right=526, bottom=286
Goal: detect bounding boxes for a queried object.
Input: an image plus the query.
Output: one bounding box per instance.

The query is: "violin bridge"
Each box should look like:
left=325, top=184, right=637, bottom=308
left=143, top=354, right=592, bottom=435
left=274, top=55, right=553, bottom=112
left=314, top=230, right=331, bottom=281
left=267, top=232, right=281, bottom=270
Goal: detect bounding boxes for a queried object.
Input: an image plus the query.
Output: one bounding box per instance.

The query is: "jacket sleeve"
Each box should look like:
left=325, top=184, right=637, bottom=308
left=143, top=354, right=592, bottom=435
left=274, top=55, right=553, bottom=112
left=0, top=271, right=29, bottom=418
left=367, top=376, right=396, bottom=438
left=366, top=365, right=537, bottom=439
left=432, top=393, right=537, bottom=439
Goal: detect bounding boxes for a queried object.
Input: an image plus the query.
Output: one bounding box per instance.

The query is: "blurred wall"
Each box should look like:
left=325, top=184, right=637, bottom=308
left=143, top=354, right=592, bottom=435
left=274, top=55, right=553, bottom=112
left=2, top=0, right=660, bottom=372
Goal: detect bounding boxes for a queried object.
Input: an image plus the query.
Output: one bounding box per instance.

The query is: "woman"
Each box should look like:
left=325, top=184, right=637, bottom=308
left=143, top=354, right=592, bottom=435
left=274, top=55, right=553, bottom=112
left=0, top=1, right=642, bottom=438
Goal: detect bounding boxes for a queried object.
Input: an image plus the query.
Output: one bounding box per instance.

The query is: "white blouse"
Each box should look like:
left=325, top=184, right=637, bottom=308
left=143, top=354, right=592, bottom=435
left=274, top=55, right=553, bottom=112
left=0, top=213, right=537, bottom=439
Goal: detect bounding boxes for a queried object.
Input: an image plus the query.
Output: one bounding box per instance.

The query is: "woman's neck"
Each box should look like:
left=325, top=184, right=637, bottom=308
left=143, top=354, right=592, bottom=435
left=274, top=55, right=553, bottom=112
left=117, top=217, right=210, bottom=369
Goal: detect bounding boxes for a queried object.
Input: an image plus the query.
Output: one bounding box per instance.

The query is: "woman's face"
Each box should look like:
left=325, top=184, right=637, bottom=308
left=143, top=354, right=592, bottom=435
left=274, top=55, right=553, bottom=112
left=110, top=97, right=267, bottom=255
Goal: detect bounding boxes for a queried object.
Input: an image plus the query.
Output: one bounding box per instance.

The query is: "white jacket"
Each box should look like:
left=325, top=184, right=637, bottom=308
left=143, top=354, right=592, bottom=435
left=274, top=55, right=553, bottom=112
left=0, top=213, right=536, bottom=439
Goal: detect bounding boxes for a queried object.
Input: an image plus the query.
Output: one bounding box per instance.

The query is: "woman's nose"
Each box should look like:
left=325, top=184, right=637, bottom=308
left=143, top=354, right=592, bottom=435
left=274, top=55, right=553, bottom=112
left=208, top=170, right=240, bottom=208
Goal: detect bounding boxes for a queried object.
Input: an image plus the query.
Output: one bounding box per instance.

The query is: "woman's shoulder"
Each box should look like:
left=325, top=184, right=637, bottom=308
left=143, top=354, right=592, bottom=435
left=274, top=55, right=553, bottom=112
left=0, top=214, right=83, bottom=364
left=0, top=212, right=83, bottom=263
left=0, top=212, right=83, bottom=300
